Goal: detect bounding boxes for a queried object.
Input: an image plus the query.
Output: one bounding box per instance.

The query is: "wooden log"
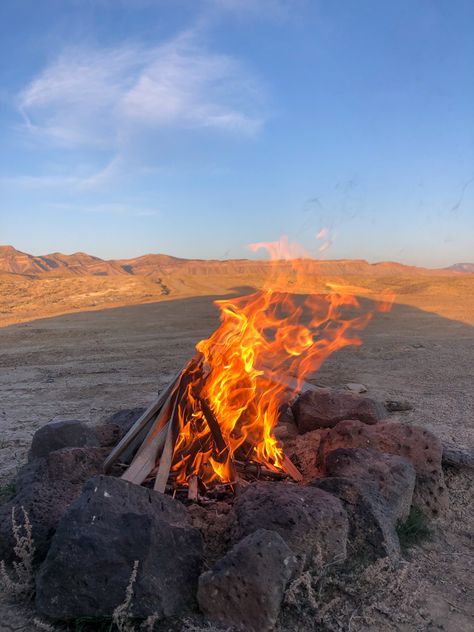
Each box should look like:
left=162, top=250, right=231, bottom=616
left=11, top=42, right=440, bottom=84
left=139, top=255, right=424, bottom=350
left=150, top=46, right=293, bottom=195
left=200, top=397, right=239, bottom=483
left=200, top=398, right=228, bottom=457
left=280, top=454, right=303, bottom=482
left=121, top=421, right=170, bottom=484
left=154, top=371, right=191, bottom=493
left=188, top=475, right=199, bottom=501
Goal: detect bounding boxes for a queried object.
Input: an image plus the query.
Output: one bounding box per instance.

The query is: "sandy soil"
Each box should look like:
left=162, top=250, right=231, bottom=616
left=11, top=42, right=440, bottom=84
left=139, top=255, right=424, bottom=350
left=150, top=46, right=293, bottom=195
left=0, top=286, right=473, bottom=630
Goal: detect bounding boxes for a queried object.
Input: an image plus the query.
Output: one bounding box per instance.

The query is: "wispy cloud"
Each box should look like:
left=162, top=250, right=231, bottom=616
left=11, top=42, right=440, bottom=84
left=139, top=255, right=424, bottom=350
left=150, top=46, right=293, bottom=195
left=18, top=32, right=265, bottom=149
left=49, top=201, right=159, bottom=217
left=0, top=154, right=123, bottom=190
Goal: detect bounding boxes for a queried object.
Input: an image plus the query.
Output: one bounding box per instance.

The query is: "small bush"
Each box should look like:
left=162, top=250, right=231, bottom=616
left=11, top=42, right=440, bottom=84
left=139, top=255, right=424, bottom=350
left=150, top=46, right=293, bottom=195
left=397, top=507, right=431, bottom=551
left=0, top=506, right=35, bottom=598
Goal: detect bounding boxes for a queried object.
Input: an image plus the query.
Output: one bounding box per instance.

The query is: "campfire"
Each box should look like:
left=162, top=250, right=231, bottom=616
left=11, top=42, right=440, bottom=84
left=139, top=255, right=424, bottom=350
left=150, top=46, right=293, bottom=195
left=104, top=238, right=390, bottom=497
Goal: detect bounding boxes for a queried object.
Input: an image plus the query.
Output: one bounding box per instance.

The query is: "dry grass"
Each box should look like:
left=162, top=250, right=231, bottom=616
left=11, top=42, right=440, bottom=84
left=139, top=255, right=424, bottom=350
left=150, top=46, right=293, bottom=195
left=0, top=506, right=35, bottom=599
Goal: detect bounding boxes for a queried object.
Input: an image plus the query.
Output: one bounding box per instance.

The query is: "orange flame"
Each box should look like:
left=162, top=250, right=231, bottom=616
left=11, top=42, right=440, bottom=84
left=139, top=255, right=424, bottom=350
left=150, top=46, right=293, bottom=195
left=170, top=237, right=390, bottom=487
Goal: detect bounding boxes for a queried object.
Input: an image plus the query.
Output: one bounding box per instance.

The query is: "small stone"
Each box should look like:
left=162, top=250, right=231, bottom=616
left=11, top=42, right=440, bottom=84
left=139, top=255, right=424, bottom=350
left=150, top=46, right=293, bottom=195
left=29, top=420, right=99, bottom=460
left=232, top=481, right=348, bottom=569
left=346, top=383, right=368, bottom=394
left=385, top=400, right=413, bottom=412
left=35, top=476, right=204, bottom=621
left=198, top=529, right=298, bottom=632
left=292, top=390, right=384, bottom=433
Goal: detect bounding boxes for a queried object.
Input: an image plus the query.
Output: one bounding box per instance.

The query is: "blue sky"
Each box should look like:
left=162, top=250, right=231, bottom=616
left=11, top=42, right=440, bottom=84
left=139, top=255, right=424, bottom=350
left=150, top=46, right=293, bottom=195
left=0, top=0, right=473, bottom=266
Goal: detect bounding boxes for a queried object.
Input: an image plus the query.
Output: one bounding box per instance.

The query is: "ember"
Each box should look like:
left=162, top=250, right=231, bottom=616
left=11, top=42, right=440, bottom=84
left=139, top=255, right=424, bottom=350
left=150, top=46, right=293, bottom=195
left=104, top=237, right=393, bottom=494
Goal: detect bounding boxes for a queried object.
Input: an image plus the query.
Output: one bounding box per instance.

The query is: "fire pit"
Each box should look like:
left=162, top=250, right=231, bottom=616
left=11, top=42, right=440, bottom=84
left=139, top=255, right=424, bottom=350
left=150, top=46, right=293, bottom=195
left=4, top=239, right=452, bottom=632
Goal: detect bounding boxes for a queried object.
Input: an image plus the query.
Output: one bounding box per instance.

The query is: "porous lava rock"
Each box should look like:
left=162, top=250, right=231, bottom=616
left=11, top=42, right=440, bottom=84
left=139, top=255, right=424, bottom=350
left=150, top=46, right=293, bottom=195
left=317, top=420, right=448, bottom=517
left=292, top=390, right=384, bottom=433
left=0, top=447, right=108, bottom=563
left=198, top=529, right=298, bottom=632
left=324, top=448, right=416, bottom=522
left=232, top=481, right=348, bottom=569
left=312, top=477, right=401, bottom=561
left=29, top=420, right=99, bottom=460
left=35, top=475, right=204, bottom=621
left=94, top=407, right=146, bottom=447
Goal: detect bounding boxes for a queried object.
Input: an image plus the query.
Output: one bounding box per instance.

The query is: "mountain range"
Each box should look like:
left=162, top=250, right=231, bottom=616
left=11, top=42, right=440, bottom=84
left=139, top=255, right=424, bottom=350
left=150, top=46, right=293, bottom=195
left=1, top=245, right=471, bottom=278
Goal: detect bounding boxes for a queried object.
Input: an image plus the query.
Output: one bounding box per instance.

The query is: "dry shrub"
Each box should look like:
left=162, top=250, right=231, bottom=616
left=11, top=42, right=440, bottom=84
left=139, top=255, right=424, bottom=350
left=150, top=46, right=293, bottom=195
left=0, top=506, right=35, bottom=599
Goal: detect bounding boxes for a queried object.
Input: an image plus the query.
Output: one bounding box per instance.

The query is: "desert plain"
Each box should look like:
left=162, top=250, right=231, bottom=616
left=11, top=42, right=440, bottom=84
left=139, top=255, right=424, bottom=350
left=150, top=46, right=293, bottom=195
left=0, top=246, right=473, bottom=631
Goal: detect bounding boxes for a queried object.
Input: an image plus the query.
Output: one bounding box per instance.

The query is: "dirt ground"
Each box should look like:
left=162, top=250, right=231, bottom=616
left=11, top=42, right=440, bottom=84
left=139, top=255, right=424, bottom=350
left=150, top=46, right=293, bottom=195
left=0, top=290, right=473, bottom=630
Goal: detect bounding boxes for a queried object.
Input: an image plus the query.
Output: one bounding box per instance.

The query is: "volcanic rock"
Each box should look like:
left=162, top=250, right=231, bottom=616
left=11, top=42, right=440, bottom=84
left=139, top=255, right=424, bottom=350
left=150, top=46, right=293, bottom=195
left=312, top=477, right=401, bottom=561
left=35, top=475, right=204, bottom=621
left=292, top=390, right=384, bottom=433
left=94, top=407, right=146, bottom=447
left=29, top=420, right=99, bottom=460
left=198, top=529, right=298, bottom=632
left=317, top=420, right=448, bottom=517
left=0, top=447, right=108, bottom=563
left=232, top=481, right=348, bottom=569
left=324, top=448, right=416, bottom=522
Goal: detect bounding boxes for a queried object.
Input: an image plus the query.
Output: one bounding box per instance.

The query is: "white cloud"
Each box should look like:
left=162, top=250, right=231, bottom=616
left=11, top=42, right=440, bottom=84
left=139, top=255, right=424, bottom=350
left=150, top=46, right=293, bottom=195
left=18, top=33, right=264, bottom=148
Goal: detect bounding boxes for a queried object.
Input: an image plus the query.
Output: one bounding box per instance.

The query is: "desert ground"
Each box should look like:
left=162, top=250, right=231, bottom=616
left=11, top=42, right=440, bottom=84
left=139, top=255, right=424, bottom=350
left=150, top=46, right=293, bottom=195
left=0, top=270, right=473, bottom=630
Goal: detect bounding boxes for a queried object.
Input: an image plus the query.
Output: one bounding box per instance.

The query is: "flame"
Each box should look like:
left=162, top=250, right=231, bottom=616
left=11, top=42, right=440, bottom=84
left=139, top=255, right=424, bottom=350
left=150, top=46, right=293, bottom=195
left=169, top=237, right=390, bottom=487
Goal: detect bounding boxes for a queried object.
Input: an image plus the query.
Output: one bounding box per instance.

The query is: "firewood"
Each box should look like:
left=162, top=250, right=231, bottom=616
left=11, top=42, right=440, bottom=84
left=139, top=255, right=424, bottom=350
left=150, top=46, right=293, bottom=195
left=280, top=454, right=303, bottom=481
left=154, top=370, right=191, bottom=493
left=187, top=475, right=199, bottom=500
left=200, top=398, right=228, bottom=458
left=121, top=420, right=170, bottom=485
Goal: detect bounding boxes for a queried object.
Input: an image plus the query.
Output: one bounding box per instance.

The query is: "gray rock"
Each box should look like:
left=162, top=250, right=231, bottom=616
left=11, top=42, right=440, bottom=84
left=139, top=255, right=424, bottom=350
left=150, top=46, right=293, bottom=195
left=442, top=443, right=474, bottom=470
left=324, top=448, right=416, bottom=522
left=198, top=529, right=298, bottom=632
left=232, top=481, right=348, bottom=569
left=35, top=475, right=204, bottom=621
left=292, top=390, right=384, bottom=433
left=312, top=477, right=401, bottom=561
left=317, top=420, right=448, bottom=517
left=94, top=408, right=146, bottom=447
left=0, top=447, right=107, bottom=563
left=385, top=400, right=413, bottom=412
left=29, top=420, right=99, bottom=460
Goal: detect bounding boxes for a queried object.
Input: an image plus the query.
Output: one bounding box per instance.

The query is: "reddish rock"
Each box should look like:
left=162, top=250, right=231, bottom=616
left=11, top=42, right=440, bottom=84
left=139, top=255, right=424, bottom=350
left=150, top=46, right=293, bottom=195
left=317, top=420, right=448, bottom=517
left=292, top=390, right=384, bottom=433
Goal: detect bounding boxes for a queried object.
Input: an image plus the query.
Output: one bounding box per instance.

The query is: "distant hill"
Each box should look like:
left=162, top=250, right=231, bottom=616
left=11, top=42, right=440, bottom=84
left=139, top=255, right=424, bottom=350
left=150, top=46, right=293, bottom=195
left=446, top=263, right=474, bottom=273
left=0, top=245, right=460, bottom=279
